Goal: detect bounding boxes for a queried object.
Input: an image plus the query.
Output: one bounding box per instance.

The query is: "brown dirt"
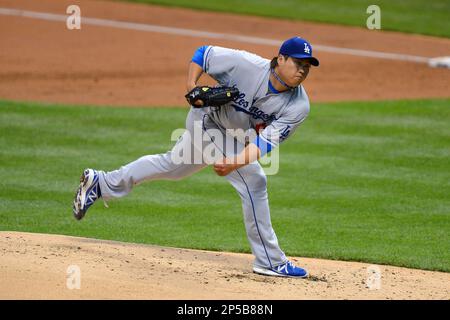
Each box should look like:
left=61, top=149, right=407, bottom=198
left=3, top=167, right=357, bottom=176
left=1, top=232, right=449, bottom=300
left=0, top=0, right=449, bottom=107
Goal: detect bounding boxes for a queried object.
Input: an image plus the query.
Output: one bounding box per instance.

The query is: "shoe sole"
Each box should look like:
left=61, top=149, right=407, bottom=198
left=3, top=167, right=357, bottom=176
left=72, top=169, right=95, bottom=220
left=253, top=266, right=308, bottom=279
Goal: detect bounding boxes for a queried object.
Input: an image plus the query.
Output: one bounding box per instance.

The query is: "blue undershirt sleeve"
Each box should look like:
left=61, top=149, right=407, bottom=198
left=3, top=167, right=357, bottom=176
left=191, top=45, right=208, bottom=68
left=253, top=135, right=273, bottom=157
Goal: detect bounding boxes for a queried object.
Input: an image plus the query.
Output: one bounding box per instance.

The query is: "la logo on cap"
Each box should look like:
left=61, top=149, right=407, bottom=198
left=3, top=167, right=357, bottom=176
left=304, top=43, right=310, bottom=54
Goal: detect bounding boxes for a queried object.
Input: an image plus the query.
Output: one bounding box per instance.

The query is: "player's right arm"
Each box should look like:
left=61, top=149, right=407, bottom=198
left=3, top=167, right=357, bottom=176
left=186, top=62, right=204, bottom=107
left=187, top=62, right=204, bottom=92
left=187, top=45, right=209, bottom=93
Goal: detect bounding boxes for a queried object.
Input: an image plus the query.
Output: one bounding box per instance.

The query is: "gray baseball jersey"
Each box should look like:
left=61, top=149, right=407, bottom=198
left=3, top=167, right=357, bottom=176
left=202, top=46, right=310, bottom=152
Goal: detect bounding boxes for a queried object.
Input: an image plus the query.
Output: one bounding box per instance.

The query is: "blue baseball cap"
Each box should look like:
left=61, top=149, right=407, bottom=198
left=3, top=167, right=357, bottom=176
left=279, top=37, right=319, bottom=66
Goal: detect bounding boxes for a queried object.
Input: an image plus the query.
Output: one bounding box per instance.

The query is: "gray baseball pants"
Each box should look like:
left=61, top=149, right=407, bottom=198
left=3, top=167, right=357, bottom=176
left=98, top=107, right=287, bottom=269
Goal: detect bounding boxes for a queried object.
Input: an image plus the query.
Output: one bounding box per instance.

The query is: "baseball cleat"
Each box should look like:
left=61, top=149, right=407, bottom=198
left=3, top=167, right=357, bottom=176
left=253, top=260, right=308, bottom=278
left=72, top=169, right=101, bottom=220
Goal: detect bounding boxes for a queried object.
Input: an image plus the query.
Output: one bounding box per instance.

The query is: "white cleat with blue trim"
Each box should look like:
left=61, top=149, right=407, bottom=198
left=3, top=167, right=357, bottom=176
left=72, top=169, right=101, bottom=220
left=253, top=260, right=308, bottom=278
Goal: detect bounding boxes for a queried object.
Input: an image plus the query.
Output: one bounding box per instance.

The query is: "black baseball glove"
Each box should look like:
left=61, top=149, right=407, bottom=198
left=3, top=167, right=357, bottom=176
left=185, top=86, right=240, bottom=108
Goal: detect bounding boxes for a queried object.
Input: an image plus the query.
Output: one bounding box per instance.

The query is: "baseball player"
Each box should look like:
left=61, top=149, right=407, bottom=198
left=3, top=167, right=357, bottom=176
left=73, top=36, right=319, bottom=278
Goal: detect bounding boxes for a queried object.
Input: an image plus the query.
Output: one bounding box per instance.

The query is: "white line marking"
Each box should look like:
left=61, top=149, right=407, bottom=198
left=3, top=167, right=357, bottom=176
left=0, top=7, right=432, bottom=64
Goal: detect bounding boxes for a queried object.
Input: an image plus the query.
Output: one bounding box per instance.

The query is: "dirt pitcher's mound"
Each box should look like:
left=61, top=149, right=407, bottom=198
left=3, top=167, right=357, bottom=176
left=0, top=231, right=448, bottom=299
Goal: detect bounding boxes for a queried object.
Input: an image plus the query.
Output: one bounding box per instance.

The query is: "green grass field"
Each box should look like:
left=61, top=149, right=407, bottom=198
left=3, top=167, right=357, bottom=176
left=125, top=0, right=450, bottom=38
left=1, top=99, right=449, bottom=272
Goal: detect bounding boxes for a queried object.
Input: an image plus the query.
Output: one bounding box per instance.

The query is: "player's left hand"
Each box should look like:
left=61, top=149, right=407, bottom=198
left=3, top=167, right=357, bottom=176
left=213, top=158, right=239, bottom=176
left=185, top=86, right=239, bottom=108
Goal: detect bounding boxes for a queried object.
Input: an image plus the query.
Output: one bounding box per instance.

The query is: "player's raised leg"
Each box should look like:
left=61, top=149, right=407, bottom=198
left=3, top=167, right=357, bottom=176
left=98, top=133, right=207, bottom=200
left=72, top=109, right=208, bottom=220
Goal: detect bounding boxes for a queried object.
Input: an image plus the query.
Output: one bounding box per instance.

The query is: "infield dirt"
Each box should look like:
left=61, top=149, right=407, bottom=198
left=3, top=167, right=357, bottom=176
left=1, top=232, right=449, bottom=299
